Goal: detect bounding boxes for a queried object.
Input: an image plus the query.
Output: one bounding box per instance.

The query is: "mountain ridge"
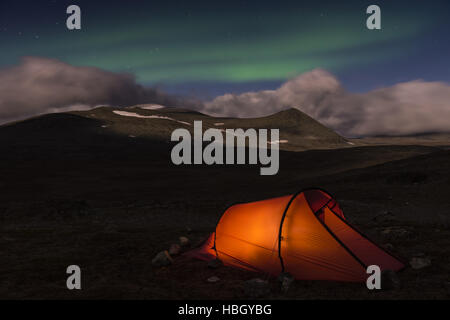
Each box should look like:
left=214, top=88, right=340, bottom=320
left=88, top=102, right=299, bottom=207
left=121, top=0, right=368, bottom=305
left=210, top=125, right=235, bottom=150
left=0, top=105, right=351, bottom=151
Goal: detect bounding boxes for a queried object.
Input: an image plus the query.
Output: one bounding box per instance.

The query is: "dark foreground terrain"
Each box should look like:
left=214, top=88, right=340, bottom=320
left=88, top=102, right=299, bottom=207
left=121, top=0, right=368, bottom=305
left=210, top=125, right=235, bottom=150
left=1, top=111, right=449, bottom=299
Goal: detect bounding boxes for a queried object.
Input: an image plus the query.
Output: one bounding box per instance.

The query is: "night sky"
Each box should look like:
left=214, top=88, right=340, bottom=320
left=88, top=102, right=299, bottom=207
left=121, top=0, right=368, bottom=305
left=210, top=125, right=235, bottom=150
left=1, top=0, right=449, bottom=98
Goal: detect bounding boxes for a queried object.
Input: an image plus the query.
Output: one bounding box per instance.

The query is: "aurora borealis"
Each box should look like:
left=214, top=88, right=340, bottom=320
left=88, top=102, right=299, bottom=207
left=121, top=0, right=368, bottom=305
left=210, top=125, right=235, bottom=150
left=1, top=0, right=450, bottom=97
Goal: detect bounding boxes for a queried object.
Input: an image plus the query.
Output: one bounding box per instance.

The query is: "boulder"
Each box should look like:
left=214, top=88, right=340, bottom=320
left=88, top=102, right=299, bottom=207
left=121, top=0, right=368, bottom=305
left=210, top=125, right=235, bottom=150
left=381, top=226, right=410, bottom=238
left=244, top=278, right=270, bottom=298
left=207, top=276, right=220, bottom=283
left=278, top=272, right=294, bottom=293
left=152, top=250, right=173, bottom=267
left=179, top=236, right=190, bottom=247
left=410, top=256, right=431, bottom=270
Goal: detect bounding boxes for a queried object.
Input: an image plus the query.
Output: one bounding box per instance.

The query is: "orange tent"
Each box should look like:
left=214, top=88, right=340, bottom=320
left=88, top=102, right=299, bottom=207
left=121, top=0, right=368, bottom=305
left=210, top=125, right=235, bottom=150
left=187, top=189, right=405, bottom=282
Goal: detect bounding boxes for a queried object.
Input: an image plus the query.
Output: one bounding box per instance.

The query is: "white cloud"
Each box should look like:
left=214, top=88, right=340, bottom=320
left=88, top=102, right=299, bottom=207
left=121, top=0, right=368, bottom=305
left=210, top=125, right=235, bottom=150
left=202, top=69, right=450, bottom=137
left=0, top=57, right=193, bottom=125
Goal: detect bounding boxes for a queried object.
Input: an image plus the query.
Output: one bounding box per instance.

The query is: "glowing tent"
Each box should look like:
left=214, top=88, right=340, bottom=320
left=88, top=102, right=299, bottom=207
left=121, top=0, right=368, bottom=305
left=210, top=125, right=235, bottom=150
left=187, top=189, right=405, bottom=282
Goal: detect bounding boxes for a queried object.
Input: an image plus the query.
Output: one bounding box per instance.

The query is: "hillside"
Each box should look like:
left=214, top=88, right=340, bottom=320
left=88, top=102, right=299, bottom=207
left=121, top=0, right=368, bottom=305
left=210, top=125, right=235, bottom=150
left=67, top=105, right=350, bottom=151
left=0, top=104, right=448, bottom=299
left=350, top=133, right=450, bottom=149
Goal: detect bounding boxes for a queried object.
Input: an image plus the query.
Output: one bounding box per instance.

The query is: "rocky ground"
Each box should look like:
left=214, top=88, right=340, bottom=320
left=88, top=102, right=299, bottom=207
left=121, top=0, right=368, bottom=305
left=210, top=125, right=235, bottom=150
left=0, top=110, right=449, bottom=299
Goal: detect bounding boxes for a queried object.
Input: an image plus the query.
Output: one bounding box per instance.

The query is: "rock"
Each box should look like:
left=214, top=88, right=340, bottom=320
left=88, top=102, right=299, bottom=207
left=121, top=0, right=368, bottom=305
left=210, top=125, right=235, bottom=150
left=179, top=236, right=190, bottom=247
left=278, top=272, right=294, bottom=293
left=373, top=211, right=397, bottom=223
left=152, top=250, right=173, bottom=267
left=207, top=258, right=223, bottom=269
left=410, top=256, right=431, bottom=270
left=381, top=270, right=401, bottom=290
left=207, top=276, right=220, bottom=283
left=169, top=243, right=181, bottom=256
left=381, top=227, right=409, bottom=238
left=244, top=278, right=270, bottom=298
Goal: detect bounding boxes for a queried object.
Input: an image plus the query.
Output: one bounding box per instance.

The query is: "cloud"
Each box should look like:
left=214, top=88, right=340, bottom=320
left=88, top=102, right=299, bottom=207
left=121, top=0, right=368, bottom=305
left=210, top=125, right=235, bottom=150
left=2, top=59, right=449, bottom=137
left=202, top=69, right=450, bottom=137
left=0, top=57, right=194, bottom=124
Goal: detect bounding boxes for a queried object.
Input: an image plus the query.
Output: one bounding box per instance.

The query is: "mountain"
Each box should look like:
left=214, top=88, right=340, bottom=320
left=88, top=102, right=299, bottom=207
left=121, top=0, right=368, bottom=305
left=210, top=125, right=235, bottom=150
left=0, top=105, right=353, bottom=153
left=65, top=105, right=350, bottom=151
left=350, top=132, right=450, bottom=149
left=3, top=104, right=450, bottom=151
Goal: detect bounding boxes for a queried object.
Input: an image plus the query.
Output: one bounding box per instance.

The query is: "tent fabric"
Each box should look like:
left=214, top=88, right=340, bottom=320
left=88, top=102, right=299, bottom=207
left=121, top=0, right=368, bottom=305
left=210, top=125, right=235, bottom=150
left=186, top=188, right=405, bottom=282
